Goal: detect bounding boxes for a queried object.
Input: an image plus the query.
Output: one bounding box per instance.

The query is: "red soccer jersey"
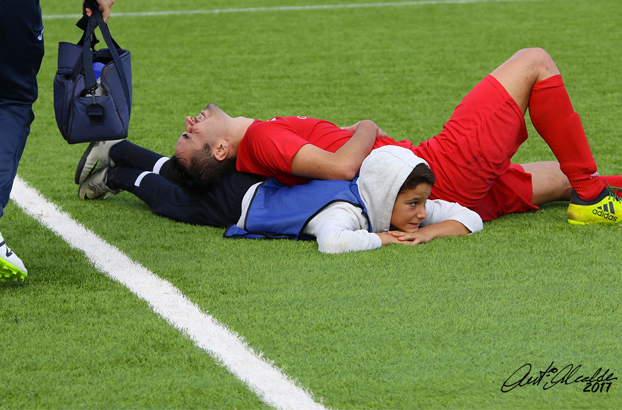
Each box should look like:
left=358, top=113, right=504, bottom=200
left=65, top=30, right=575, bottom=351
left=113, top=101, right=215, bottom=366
left=236, top=116, right=412, bottom=186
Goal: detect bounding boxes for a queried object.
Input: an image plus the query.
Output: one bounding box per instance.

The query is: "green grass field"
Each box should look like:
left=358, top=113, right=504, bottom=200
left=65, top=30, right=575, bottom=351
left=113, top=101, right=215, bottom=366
left=1, top=0, right=622, bottom=408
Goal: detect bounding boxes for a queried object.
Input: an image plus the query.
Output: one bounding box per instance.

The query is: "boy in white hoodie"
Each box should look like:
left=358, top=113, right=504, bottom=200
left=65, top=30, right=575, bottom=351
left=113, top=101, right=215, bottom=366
left=225, top=146, right=482, bottom=254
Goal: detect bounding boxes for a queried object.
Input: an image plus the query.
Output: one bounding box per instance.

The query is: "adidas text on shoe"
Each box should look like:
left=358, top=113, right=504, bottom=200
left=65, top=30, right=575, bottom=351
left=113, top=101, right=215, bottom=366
left=567, top=186, right=622, bottom=225
left=75, top=139, right=123, bottom=185
left=0, top=234, right=28, bottom=283
left=78, top=168, right=119, bottom=200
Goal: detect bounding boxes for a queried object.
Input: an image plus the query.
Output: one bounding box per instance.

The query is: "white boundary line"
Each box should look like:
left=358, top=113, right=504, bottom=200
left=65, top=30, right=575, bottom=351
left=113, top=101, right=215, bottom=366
left=43, top=0, right=542, bottom=19
left=10, top=175, right=327, bottom=410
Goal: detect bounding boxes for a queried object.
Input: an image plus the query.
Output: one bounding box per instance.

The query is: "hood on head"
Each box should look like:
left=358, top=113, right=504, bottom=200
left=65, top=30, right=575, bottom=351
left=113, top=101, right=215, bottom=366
left=358, top=146, right=429, bottom=233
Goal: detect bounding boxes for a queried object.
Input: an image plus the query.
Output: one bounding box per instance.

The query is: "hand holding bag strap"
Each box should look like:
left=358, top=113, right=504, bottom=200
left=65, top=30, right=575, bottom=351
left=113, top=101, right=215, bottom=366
left=77, top=0, right=121, bottom=49
left=71, top=5, right=123, bottom=87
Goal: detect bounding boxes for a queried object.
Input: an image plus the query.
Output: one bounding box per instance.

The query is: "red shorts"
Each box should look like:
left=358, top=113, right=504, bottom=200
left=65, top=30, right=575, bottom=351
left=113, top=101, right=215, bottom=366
left=411, top=75, right=539, bottom=221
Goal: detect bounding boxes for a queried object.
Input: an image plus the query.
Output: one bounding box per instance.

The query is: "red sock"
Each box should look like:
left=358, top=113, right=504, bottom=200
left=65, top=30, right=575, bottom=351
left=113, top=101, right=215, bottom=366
left=529, top=75, right=605, bottom=200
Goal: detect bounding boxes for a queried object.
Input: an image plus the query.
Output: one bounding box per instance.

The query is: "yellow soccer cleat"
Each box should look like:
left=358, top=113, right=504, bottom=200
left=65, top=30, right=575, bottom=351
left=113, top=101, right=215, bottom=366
left=567, top=185, right=622, bottom=225
left=0, top=234, right=27, bottom=283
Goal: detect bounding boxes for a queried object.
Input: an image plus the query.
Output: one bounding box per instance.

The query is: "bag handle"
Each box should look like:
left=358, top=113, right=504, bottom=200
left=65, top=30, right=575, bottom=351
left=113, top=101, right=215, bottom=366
left=79, top=3, right=132, bottom=114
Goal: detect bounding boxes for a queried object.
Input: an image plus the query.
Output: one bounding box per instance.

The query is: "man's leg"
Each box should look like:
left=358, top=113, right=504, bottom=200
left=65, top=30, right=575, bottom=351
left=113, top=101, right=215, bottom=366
left=522, top=162, right=622, bottom=205
left=493, top=50, right=611, bottom=192
left=491, top=48, right=622, bottom=224
left=107, top=140, right=264, bottom=225
left=412, top=74, right=530, bottom=211
left=105, top=165, right=262, bottom=227
left=470, top=162, right=573, bottom=221
left=0, top=0, right=44, bottom=282
left=521, top=162, right=572, bottom=205
left=109, top=140, right=170, bottom=172
left=77, top=140, right=203, bottom=222
left=106, top=166, right=221, bottom=225
left=75, top=139, right=168, bottom=184
left=77, top=140, right=263, bottom=227
left=0, top=104, right=31, bottom=281
left=0, top=105, right=31, bottom=218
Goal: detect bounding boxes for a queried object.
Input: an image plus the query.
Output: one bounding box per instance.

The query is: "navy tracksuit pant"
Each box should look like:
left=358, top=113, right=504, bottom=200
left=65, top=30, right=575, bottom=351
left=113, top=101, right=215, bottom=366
left=0, top=0, right=44, bottom=219
left=107, top=141, right=263, bottom=228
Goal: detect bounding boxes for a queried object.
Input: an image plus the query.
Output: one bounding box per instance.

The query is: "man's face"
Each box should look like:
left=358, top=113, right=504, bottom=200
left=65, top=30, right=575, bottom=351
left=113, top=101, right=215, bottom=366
left=390, top=183, right=432, bottom=233
left=174, top=103, right=229, bottom=166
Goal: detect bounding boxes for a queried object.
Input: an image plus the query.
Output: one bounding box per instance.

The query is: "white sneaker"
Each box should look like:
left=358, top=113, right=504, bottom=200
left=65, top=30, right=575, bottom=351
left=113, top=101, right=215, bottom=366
left=74, top=139, right=124, bottom=185
left=78, top=167, right=120, bottom=199
left=0, top=233, right=28, bottom=283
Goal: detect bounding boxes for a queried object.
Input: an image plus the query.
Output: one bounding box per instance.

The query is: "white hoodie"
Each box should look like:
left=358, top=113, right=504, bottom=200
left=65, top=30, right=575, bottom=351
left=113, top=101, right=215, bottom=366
left=237, top=146, right=483, bottom=254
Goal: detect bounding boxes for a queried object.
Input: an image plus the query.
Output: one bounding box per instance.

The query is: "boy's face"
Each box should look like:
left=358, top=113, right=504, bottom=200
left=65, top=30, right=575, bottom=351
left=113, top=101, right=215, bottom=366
left=390, top=183, right=432, bottom=233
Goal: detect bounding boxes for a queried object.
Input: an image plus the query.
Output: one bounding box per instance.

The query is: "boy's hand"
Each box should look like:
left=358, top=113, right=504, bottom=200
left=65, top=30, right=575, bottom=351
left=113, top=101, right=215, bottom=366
left=377, top=232, right=400, bottom=246
left=388, top=230, right=433, bottom=246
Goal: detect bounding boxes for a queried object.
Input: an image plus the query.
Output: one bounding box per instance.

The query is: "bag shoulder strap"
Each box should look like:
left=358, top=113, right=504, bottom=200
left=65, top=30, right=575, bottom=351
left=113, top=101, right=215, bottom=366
left=79, top=6, right=132, bottom=113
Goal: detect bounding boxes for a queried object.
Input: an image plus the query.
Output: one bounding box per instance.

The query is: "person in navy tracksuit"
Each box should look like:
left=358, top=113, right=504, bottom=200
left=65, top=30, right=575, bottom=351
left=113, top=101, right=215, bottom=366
left=0, top=0, right=115, bottom=282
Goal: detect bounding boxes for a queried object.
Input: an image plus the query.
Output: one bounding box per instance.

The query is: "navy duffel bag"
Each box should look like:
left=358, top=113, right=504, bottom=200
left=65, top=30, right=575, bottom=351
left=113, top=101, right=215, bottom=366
left=54, top=2, right=131, bottom=144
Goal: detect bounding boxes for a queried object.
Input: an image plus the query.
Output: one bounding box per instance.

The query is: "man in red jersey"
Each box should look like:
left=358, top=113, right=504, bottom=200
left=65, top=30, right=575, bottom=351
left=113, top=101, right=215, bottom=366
left=166, top=48, right=622, bottom=225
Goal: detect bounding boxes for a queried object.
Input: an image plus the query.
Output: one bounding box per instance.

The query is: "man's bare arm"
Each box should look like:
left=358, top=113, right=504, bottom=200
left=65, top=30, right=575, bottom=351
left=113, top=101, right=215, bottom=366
left=290, top=120, right=384, bottom=180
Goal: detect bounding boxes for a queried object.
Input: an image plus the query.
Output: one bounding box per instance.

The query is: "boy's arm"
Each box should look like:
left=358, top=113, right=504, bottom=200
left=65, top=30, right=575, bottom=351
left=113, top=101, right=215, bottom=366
left=389, top=221, right=470, bottom=245
left=290, top=120, right=384, bottom=181
left=308, top=203, right=382, bottom=254
left=388, top=199, right=483, bottom=245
